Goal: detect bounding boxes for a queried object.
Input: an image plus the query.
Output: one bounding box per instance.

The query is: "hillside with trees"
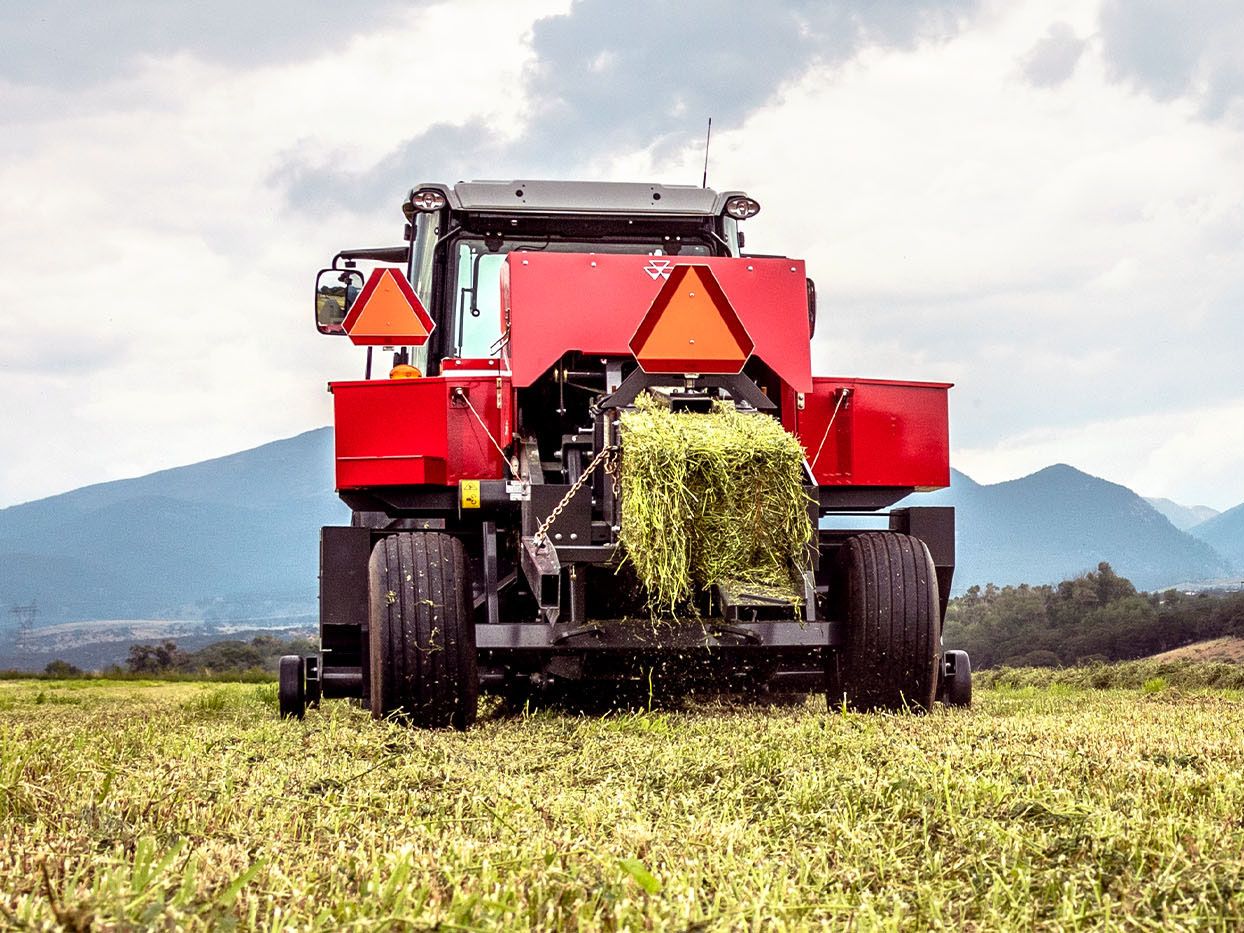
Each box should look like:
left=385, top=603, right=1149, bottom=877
left=943, top=562, right=1244, bottom=668
left=124, top=634, right=316, bottom=676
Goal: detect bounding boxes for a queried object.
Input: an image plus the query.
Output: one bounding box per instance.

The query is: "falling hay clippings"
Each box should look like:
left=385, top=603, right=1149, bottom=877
left=617, top=394, right=813, bottom=615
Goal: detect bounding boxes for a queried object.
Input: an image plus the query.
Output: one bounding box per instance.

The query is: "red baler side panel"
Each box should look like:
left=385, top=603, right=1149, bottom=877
left=330, top=376, right=512, bottom=489
left=795, top=378, right=951, bottom=489
left=502, top=253, right=813, bottom=392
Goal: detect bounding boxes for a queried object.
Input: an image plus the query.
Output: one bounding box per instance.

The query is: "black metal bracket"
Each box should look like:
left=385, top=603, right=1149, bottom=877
left=890, top=506, right=955, bottom=621
left=481, top=520, right=499, bottom=625
left=599, top=369, right=776, bottom=411
left=520, top=536, right=561, bottom=622
left=476, top=619, right=832, bottom=651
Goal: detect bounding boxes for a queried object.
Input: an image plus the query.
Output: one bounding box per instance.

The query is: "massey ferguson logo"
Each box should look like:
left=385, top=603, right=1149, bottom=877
left=643, top=258, right=673, bottom=281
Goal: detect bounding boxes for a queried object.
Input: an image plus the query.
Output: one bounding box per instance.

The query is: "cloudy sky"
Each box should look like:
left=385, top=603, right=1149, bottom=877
left=1, top=0, right=1242, bottom=510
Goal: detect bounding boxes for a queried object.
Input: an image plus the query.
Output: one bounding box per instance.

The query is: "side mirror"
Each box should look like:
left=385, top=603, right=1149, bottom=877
left=806, top=278, right=817, bottom=338
left=315, top=268, right=365, bottom=335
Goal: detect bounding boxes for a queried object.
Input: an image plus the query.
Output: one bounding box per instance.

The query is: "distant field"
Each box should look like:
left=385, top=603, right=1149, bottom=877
left=2, top=680, right=1243, bottom=929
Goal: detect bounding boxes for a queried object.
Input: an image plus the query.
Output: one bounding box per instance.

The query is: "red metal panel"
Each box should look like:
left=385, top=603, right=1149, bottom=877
left=797, top=378, right=951, bottom=489
left=330, top=376, right=512, bottom=489
left=501, top=253, right=812, bottom=391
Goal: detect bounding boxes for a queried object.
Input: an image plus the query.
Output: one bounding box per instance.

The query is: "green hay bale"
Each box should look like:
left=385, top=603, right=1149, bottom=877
left=618, top=394, right=813, bottom=615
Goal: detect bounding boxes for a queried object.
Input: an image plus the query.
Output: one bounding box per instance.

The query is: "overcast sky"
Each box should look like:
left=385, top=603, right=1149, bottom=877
left=1, top=0, right=1242, bottom=510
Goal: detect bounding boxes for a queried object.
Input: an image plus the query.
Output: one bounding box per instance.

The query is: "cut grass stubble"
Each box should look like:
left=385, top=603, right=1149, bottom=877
left=2, top=678, right=1243, bottom=929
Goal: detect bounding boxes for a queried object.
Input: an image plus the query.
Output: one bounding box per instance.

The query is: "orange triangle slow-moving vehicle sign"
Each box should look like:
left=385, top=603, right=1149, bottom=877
left=342, top=268, right=436, bottom=346
left=630, top=265, right=754, bottom=374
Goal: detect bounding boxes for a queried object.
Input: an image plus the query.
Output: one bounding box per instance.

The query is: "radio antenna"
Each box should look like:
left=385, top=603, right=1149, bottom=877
left=701, top=117, right=713, bottom=188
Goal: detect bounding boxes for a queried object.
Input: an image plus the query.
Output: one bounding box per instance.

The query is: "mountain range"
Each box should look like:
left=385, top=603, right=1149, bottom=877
left=1143, top=497, right=1220, bottom=531
left=1190, top=504, right=1244, bottom=573
left=0, top=429, right=347, bottom=642
left=1, top=429, right=1241, bottom=665
left=911, top=467, right=1234, bottom=591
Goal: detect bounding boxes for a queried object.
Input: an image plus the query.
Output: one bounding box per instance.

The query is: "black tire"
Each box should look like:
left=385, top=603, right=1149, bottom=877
left=278, top=655, right=305, bottom=719
left=941, top=649, right=972, bottom=707
left=827, top=532, right=941, bottom=712
left=368, top=532, right=478, bottom=729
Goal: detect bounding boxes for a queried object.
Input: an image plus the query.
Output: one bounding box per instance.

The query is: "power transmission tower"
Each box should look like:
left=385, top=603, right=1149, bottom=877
left=11, top=601, right=37, bottom=656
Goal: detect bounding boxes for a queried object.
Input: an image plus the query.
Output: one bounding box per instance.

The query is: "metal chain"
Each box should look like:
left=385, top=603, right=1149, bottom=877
left=532, top=443, right=619, bottom=546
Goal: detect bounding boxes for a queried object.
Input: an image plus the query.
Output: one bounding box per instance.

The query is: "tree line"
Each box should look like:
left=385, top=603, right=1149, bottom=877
left=944, top=562, right=1244, bottom=668
left=124, top=634, right=316, bottom=675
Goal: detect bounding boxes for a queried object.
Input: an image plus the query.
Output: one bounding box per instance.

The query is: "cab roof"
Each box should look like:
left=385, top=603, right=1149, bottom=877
left=405, top=180, right=748, bottom=217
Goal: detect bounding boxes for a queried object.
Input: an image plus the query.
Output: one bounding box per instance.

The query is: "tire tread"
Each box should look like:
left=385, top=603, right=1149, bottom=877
left=368, top=532, right=478, bottom=728
left=829, top=532, right=940, bottom=712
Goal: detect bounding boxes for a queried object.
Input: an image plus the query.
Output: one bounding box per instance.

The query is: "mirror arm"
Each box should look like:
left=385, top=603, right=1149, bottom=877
left=333, top=245, right=409, bottom=266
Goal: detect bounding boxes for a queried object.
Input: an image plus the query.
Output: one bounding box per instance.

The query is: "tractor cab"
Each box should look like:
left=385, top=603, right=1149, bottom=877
left=316, top=180, right=755, bottom=379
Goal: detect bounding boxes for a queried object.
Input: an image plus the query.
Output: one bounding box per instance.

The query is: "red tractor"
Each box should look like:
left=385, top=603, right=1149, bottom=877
left=280, top=180, right=971, bottom=726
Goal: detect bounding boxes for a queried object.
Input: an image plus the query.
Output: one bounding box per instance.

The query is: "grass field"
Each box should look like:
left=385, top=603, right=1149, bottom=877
left=3, top=679, right=1244, bottom=930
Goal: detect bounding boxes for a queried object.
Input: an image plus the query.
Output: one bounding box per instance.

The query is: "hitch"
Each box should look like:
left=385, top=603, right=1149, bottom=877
left=520, top=535, right=561, bottom=621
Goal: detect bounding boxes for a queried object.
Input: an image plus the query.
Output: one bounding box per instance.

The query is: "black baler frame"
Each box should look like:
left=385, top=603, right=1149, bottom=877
left=316, top=504, right=954, bottom=701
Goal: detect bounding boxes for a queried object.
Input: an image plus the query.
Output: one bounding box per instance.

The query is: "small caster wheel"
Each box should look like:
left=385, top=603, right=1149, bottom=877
left=278, top=655, right=305, bottom=719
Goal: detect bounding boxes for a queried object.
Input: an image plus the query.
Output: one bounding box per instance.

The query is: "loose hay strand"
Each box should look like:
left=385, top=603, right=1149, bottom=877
left=618, top=394, right=813, bottom=614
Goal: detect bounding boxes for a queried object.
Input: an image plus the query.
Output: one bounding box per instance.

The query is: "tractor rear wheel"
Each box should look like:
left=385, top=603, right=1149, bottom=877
left=367, top=532, right=478, bottom=729
left=828, top=532, right=940, bottom=712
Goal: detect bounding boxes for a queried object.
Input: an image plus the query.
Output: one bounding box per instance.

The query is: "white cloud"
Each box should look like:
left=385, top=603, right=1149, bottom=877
left=0, top=0, right=566, bottom=507
left=3, top=0, right=1243, bottom=517
left=955, top=397, right=1244, bottom=511
left=600, top=0, right=1244, bottom=510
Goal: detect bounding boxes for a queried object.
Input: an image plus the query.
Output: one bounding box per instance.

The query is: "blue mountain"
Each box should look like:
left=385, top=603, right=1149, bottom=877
left=1, top=431, right=1236, bottom=646
left=1144, top=497, right=1219, bottom=532
left=1190, top=503, right=1244, bottom=572
left=0, top=428, right=347, bottom=629
left=912, top=465, right=1232, bottom=591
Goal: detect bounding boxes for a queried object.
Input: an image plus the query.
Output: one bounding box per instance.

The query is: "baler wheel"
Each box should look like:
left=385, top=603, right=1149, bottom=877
left=278, top=655, right=305, bottom=719
left=367, top=532, right=478, bottom=729
left=828, top=532, right=940, bottom=712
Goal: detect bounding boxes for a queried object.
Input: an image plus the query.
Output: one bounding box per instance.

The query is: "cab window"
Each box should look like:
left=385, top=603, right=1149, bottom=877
left=447, top=237, right=711, bottom=359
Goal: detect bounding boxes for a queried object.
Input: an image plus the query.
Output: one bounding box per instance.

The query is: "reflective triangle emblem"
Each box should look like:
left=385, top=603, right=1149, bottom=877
left=630, top=265, right=754, bottom=374
left=342, top=268, right=436, bottom=346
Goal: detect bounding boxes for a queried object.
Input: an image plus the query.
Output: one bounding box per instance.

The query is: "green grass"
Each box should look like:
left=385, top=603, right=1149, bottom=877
left=977, top=658, right=1244, bottom=691
left=2, top=679, right=1243, bottom=929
